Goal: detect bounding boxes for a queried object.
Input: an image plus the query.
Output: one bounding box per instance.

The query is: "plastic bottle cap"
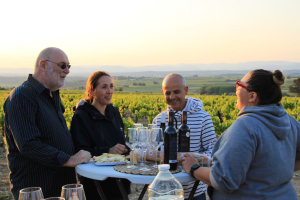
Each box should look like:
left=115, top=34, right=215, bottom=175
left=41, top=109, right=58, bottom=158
left=158, top=164, right=170, bottom=171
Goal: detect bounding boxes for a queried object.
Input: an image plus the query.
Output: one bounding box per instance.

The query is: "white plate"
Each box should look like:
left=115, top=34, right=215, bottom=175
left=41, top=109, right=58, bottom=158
left=93, top=162, right=126, bottom=166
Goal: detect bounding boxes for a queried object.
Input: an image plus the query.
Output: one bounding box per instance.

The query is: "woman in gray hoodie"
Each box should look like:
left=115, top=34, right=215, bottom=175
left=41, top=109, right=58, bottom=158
left=183, top=69, right=300, bottom=200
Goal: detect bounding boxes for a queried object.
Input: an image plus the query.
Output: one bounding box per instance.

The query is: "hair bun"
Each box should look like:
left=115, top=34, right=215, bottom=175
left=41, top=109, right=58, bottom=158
left=273, top=70, right=285, bottom=86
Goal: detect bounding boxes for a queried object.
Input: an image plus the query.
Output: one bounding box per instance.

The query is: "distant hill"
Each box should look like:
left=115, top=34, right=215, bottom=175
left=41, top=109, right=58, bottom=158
left=1, top=69, right=299, bottom=94
left=1, top=61, right=300, bottom=92
left=1, top=61, right=299, bottom=77
left=44, top=61, right=300, bottom=77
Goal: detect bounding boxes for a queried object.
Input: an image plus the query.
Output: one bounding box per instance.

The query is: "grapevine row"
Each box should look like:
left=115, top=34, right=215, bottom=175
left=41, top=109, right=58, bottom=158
left=0, top=90, right=299, bottom=137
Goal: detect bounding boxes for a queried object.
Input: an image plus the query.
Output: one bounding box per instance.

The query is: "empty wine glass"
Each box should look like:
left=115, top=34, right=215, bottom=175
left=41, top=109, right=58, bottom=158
left=150, top=128, right=164, bottom=168
left=133, top=123, right=143, bottom=128
left=126, top=128, right=138, bottom=169
left=19, top=187, right=44, bottom=200
left=148, top=124, right=155, bottom=130
left=137, top=127, right=151, bottom=171
left=61, top=184, right=86, bottom=200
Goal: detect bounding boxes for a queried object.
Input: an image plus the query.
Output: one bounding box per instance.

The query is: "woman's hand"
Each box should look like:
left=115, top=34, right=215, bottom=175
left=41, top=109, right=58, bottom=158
left=182, top=153, right=199, bottom=173
left=182, top=153, right=212, bottom=185
left=109, top=143, right=128, bottom=154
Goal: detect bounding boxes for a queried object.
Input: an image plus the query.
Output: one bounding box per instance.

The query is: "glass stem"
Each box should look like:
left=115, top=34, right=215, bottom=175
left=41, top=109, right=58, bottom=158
left=140, top=149, right=144, bottom=166
left=143, top=150, right=147, bottom=164
left=154, top=149, right=158, bottom=166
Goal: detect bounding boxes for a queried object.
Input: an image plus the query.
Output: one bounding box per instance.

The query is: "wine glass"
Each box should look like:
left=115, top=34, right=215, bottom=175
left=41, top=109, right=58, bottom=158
left=61, top=184, right=86, bottom=200
left=19, top=187, right=44, bottom=200
left=126, top=128, right=138, bottom=169
left=137, top=127, right=151, bottom=171
left=133, top=123, right=143, bottom=128
left=150, top=128, right=164, bottom=168
left=197, top=153, right=211, bottom=167
left=147, top=124, right=155, bottom=130
left=125, top=128, right=137, bottom=149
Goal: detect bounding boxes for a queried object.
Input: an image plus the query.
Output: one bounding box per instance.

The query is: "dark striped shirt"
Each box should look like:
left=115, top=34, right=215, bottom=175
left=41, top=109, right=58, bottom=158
left=3, top=74, right=76, bottom=199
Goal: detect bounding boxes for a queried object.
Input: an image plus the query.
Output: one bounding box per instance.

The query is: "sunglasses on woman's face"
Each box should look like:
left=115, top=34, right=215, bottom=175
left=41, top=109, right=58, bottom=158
left=45, top=60, right=71, bottom=70
left=235, top=81, right=252, bottom=91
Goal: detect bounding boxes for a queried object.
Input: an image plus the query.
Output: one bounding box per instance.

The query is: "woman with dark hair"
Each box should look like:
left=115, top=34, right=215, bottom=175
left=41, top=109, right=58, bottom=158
left=71, top=71, right=130, bottom=200
left=183, top=69, right=300, bottom=200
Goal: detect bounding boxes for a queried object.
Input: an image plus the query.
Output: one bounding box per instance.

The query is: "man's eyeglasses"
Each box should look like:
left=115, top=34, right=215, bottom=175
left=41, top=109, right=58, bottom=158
left=235, top=81, right=252, bottom=91
left=45, top=60, right=71, bottom=70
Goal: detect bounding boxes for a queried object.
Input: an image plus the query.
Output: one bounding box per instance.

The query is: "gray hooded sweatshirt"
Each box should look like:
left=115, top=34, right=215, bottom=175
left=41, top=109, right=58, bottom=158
left=210, top=104, right=300, bottom=200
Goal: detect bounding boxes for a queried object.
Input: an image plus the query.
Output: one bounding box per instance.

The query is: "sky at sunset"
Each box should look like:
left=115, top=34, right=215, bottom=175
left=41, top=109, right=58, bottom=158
left=0, top=0, right=299, bottom=70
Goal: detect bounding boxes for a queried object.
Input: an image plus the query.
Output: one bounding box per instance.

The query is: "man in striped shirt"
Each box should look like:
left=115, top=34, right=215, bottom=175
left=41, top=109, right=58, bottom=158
left=3, top=47, right=91, bottom=199
left=153, top=73, right=216, bottom=200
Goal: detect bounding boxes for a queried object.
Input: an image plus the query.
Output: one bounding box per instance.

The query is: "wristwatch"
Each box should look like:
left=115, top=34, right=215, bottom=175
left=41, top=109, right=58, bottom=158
left=190, top=164, right=201, bottom=178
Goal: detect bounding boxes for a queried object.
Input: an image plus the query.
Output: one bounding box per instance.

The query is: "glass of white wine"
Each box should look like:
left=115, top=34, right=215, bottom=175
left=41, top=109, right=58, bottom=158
left=61, top=184, right=86, bottom=200
left=19, top=187, right=44, bottom=200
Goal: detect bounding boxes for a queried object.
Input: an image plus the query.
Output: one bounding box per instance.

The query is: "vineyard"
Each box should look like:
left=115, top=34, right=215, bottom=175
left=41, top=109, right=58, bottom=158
left=0, top=90, right=299, bottom=137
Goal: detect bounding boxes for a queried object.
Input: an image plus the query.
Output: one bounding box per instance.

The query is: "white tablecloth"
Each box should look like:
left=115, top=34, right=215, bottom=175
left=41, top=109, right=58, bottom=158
left=76, top=162, right=194, bottom=184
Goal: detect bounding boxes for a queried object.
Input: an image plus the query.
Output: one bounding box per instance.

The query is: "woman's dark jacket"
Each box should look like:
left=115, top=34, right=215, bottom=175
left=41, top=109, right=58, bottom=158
left=71, top=102, right=126, bottom=156
left=70, top=102, right=130, bottom=200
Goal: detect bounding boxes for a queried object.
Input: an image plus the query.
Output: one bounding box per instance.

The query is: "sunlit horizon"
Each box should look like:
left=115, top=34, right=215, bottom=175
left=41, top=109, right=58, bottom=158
left=0, top=0, right=299, bottom=69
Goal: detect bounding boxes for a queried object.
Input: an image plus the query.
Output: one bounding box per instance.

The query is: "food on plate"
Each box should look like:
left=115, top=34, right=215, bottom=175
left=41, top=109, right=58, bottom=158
left=93, top=153, right=127, bottom=163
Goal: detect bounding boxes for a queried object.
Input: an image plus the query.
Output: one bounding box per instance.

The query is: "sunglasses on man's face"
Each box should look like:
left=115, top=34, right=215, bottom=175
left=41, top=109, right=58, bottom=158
left=45, top=60, right=71, bottom=70
left=235, top=81, right=252, bottom=91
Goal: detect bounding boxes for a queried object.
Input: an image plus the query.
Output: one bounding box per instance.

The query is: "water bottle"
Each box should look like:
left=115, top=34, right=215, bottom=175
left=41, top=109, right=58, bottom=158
left=148, top=164, right=184, bottom=200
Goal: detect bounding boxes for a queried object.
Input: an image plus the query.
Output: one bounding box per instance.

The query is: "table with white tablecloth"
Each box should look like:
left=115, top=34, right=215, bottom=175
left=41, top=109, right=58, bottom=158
left=76, top=162, right=199, bottom=200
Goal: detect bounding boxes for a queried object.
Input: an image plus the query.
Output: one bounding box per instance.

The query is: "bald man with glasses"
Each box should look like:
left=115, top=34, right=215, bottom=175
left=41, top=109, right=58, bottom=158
left=3, top=47, right=91, bottom=199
